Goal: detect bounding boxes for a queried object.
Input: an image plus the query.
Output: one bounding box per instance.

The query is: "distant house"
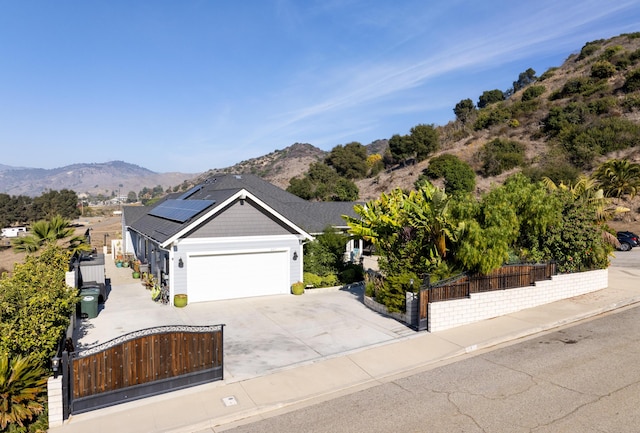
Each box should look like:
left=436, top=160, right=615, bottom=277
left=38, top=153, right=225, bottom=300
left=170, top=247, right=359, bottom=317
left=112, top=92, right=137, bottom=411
left=1, top=226, right=27, bottom=238
left=122, top=174, right=361, bottom=304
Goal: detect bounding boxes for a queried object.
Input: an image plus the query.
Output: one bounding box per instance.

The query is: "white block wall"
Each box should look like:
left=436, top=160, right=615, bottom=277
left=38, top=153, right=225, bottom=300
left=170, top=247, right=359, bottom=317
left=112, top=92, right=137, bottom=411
left=428, top=269, right=608, bottom=332
left=47, top=376, right=63, bottom=428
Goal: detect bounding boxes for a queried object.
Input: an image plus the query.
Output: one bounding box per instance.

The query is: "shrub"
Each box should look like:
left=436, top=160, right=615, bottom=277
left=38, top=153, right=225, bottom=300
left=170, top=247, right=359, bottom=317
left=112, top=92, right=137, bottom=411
left=523, top=162, right=580, bottom=186
left=321, top=274, right=339, bottom=287
left=622, top=94, right=640, bottom=111
left=539, top=67, right=557, bottom=81
left=0, top=245, right=78, bottom=365
left=591, top=60, right=616, bottom=79
left=623, top=68, right=640, bottom=93
left=588, top=96, right=617, bottom=115
left=576, top=41, right=601, bottom=61
left=339, top=263, right=364, bottom=284
left=303, top=272, right=323, bottom=288
left=0, top=354, right=48, bottom=431
left=521, top=85, right=546, bottom=101
left=473, top=104, right=512, bottom=130
left=377, top=271, right=418, bottom=313
left=539, top=195, right=612, bottom=273
left=552, top=77, right=599, bottom=99
left=479, top=138, right=526, bottom=176
left=419, top=154, right=476, bottom=195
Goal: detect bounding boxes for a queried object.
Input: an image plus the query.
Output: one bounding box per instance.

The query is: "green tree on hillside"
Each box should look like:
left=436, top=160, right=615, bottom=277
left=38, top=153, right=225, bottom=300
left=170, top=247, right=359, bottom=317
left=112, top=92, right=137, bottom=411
left=325, top=142, right=368, bottom=179
left=388, top=133, right=413, bottom=165
left=478, top=89, right=505, bottom=108
left=410, top=124, right=439, bottom=161
left=513, top=68, right=537, bottom=92
left=287, top=162, right=358, bottom=201
left=453, top=98, right=476, bottom=123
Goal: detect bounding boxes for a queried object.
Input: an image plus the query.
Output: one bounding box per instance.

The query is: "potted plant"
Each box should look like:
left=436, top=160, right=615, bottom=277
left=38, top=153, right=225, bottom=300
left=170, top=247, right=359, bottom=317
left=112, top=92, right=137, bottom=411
left=174, top=294, right=188, bottom=307
left=291, top=281, right=305, bottom=295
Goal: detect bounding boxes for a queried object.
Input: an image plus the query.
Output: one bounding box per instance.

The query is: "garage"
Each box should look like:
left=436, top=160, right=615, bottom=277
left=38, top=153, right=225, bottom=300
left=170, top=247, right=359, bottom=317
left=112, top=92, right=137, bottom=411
left=187, top=250, right=290, bottom=302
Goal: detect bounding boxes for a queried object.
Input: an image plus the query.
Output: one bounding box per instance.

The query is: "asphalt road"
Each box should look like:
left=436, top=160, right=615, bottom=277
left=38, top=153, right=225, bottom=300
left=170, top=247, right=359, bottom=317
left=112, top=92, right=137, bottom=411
left=223, top=302, right=640, bottom=433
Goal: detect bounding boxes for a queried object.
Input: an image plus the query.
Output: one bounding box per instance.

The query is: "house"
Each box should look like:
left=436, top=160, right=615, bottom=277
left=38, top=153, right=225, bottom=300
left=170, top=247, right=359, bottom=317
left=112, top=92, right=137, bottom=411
left=122, top=174, right=362, bottom=304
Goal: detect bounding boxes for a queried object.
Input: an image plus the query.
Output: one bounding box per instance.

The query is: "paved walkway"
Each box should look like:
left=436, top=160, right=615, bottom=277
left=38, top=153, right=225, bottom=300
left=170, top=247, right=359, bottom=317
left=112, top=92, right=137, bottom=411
left=52, top=250, right=640, bottom=433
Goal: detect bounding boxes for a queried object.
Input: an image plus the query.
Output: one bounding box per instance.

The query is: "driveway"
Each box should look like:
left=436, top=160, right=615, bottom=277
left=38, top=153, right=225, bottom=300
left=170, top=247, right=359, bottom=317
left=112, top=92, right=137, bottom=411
left=76, top=257, right=414, bottom=381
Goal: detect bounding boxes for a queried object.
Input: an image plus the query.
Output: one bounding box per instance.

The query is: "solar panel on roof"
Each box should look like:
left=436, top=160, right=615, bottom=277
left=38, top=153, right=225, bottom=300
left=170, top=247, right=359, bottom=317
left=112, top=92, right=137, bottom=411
left=148, top=199, right=215, bottom=223
left=177, top=184, right=204, bottom=200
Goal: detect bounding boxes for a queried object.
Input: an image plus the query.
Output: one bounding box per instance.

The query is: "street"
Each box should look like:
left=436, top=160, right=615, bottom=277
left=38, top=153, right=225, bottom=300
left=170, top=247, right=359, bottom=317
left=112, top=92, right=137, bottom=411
left=224, top=303, right=640, bottom=432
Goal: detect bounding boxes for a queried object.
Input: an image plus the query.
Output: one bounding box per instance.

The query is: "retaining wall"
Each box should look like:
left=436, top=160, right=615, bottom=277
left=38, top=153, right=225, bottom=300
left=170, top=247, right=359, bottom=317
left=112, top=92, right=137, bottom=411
left=427, top=269, right=608, bottom=332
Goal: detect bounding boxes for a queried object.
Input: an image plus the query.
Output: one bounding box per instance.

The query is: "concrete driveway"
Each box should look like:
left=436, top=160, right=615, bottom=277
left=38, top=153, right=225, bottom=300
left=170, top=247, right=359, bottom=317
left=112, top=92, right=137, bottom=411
left=76, top=258, right=414, bottom=382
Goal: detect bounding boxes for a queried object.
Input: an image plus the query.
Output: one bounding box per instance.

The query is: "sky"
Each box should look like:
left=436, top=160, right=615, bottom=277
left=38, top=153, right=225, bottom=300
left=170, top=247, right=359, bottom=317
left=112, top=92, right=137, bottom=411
left=1, top=1, right=639, bottom=174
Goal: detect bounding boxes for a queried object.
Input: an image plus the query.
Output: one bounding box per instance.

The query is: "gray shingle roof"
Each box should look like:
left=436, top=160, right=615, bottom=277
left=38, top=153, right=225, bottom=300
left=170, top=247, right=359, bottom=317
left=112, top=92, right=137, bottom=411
left=124, top=174, right=359, bottom=242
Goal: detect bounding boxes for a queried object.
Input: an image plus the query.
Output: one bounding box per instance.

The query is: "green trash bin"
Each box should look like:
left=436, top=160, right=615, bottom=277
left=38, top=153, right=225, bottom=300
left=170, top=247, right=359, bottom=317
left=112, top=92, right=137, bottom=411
left=80, top=287, right=100, bottom=319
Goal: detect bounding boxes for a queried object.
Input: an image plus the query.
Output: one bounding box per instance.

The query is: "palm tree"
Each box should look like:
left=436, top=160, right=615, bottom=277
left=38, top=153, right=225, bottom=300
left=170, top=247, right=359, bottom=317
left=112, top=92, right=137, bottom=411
left=12, top=215, right=91, bottom=254
left=0, top=354, right=48, bottom=430
left=593, top=158, right=640, bottom=198
left=542, top=175, right=629, bottom=223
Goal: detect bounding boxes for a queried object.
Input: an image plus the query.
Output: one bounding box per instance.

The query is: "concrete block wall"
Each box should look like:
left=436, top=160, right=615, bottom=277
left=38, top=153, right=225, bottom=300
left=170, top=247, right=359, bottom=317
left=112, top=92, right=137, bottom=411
left=428, top=269, right=608, bottom=332
left=47, top=376, right=63, bottom=428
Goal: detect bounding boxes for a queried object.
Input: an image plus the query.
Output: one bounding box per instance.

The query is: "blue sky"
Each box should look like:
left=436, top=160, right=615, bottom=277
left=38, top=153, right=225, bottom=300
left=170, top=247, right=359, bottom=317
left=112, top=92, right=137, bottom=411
left=1, top=1, right=639, bottom=174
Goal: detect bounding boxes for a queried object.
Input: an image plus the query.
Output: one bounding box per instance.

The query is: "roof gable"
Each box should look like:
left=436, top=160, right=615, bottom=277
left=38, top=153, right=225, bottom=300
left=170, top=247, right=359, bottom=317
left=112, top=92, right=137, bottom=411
left=125, top=174, right=359, bottom=243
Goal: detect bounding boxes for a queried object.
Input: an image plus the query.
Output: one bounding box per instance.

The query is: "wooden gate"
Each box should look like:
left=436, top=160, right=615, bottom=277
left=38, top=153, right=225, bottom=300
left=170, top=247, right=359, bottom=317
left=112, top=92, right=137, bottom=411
left=61, top=324, right=224, bottom=417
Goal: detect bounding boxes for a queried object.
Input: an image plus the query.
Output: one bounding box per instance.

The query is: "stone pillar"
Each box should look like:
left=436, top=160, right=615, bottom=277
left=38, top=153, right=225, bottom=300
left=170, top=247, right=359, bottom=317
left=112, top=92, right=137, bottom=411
left=47, top=375, right=63, bottom=428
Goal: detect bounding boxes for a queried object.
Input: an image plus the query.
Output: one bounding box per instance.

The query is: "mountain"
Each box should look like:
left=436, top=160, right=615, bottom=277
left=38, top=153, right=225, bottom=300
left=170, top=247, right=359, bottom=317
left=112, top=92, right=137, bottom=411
left=0, top=161, right=197, bottom=197
left=191, top=142, right=328, bottom=190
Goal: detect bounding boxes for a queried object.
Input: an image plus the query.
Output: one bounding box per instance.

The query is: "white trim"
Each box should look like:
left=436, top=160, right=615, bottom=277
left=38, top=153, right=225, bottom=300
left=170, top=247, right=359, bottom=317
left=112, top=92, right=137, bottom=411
left=188, top=246, right=290, bottom=258
left=177, top=234, right=301, bottom=246
left=160, top=189, right=313, bottom=248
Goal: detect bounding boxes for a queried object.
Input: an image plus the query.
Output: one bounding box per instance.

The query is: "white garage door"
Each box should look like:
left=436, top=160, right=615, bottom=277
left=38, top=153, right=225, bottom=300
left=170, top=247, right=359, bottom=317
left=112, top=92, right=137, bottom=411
left=187, top=250, right=289, bottom=302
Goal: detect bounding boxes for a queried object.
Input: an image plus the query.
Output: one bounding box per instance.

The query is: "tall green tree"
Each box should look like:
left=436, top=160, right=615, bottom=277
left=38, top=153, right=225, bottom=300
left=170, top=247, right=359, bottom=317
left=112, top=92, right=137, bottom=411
left=478, top=89, right=505, bottom=108
left=325, top=142, right=368, bottom=179
left=513, top=68, right=537, bottom=92
left=388, top=133, right=413, bottom=165
left=30, top=189, right=80, bottom=221
left=287, top=162, right=359, bottom=202
left=453, top=98, right=476, bottom=123
left=410, top=124, right=439, bottom=161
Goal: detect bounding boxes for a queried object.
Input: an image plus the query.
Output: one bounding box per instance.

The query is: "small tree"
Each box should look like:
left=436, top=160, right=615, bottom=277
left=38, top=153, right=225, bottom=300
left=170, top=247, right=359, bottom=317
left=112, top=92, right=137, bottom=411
left=410, top=124, right=439, bottom=161
left=388, top=133, right=413, bottom=165
left=478, top=89, right=505, bottom=108
left=513, top=68, right=537, bottom=92
left=453, top=98, right=476, bottom=123
left=325, top=142, right=368, bottom=179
